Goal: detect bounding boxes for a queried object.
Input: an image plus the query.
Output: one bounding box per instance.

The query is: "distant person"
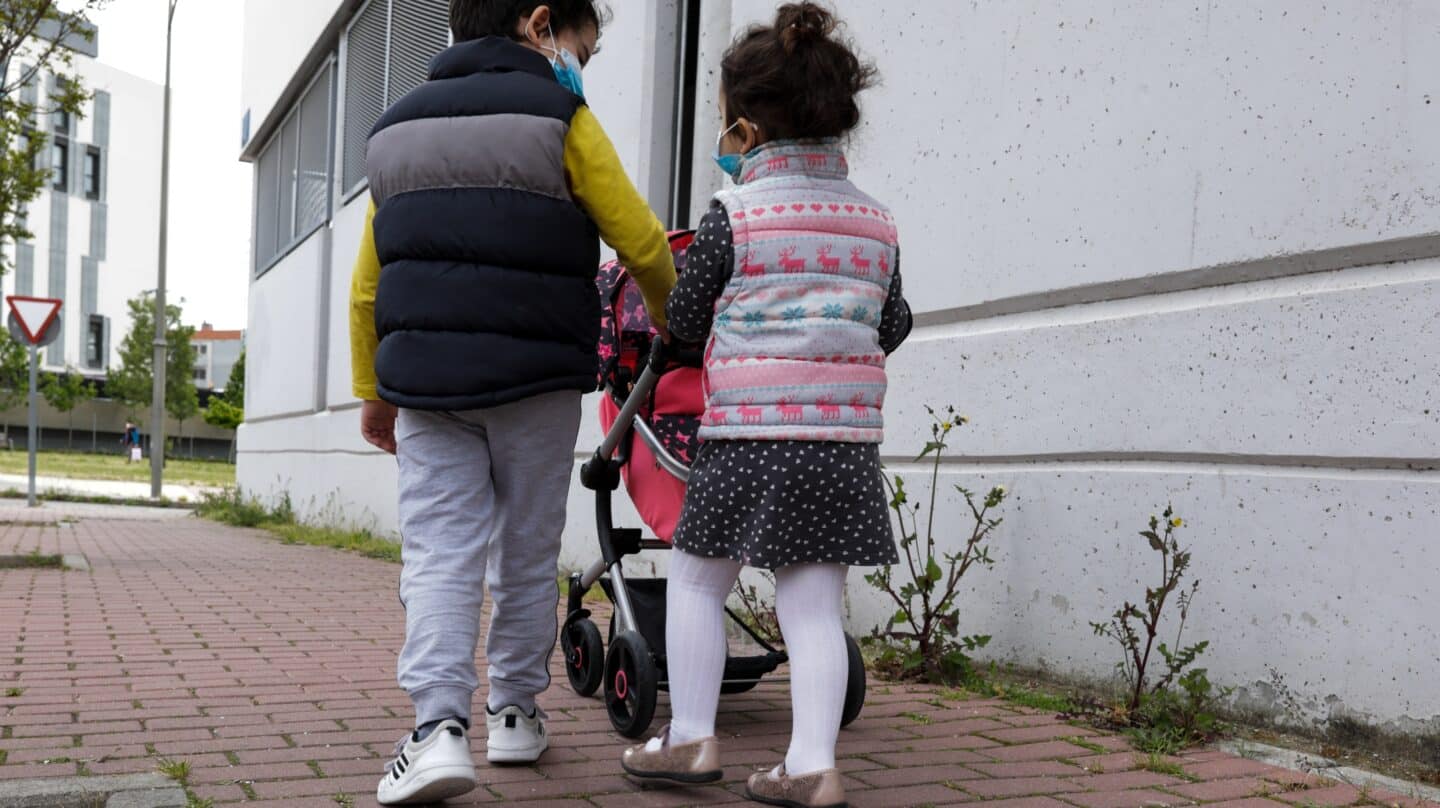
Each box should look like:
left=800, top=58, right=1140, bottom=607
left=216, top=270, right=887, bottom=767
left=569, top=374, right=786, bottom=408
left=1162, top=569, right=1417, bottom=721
left=122, top=422, right=140, bottom=462
left=348, top=1, right=676, bottom=804
left=618, top=5, right=910, bottom=807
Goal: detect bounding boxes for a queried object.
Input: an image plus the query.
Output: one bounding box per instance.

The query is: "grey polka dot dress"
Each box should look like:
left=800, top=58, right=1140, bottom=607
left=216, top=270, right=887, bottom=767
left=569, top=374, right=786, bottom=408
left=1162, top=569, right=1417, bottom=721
left=664, top=201, right=912, bottom=570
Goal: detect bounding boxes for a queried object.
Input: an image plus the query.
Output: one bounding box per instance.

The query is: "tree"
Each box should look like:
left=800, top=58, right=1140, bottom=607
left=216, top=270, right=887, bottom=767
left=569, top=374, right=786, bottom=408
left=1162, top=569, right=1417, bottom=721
left=40, top=367, right=95, bottom=449
left=0, top=328, right=26, bottom=412
left=221, top=350, right=244, bottom=407
left=204, top=350, right=244, bottom=461
left=107, top=296, right=198, bottom=456
left=169, top=361, right=198, bottom=457
left=2, top=1, right=104, bottom=278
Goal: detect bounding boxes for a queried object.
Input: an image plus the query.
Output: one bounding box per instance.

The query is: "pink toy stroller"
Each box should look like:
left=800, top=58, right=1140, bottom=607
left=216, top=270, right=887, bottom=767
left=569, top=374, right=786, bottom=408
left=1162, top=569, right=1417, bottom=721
left=565, top=232, right=867, bottom=738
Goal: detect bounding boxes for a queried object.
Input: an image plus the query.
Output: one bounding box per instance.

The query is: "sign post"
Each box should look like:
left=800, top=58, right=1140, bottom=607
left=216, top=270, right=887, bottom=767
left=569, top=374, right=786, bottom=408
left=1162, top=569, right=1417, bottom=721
left=6, top=296, right=64, bottom=508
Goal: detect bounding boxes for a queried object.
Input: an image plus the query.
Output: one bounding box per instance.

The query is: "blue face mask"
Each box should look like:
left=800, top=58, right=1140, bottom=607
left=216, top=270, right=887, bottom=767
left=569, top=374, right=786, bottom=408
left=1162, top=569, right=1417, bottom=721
left=713, top=120, right=745, bottom=182
left=543, top=25, right=584, bottom=97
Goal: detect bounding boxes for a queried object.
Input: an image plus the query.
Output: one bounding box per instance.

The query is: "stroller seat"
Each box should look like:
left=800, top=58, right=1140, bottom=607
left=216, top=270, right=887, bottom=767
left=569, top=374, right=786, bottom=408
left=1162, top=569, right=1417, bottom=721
left=565, top=231, right=867, bottom=738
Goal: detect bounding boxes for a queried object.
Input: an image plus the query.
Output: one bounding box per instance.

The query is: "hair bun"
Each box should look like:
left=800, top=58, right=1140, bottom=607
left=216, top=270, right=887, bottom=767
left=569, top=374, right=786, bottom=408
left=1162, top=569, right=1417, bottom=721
left=776, top=2, right=835, bottom=54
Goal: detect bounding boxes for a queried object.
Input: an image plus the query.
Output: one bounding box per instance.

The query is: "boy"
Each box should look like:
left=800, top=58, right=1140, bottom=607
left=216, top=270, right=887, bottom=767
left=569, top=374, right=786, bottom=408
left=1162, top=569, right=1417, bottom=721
left=348, top=2, right=676, bottom=804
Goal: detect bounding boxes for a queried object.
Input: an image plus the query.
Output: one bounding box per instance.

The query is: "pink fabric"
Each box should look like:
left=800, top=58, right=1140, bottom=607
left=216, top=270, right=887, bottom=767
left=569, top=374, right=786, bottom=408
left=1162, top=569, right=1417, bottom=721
left=598, top=367, right=703, bottom=544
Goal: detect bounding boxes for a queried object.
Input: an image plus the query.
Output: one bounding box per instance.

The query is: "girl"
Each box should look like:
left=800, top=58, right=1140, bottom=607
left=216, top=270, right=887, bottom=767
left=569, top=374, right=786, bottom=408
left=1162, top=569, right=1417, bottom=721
left=620, top=4, right=910, bottom=806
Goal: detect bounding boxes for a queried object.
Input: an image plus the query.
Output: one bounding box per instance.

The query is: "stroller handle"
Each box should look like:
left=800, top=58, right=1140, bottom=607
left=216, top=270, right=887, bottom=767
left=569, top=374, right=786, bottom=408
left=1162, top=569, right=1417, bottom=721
left=597, top=339, right=670, bottom=462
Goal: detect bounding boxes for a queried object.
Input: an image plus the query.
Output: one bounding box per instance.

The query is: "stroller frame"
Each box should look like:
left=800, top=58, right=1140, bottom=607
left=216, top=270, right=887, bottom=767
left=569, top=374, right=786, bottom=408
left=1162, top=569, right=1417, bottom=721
left=567, top=340, right=867, bottom=738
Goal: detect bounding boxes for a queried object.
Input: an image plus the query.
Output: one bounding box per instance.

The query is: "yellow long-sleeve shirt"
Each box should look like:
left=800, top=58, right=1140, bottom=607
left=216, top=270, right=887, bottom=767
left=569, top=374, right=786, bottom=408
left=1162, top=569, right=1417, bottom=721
left=349, top=105, right=677, bottom=401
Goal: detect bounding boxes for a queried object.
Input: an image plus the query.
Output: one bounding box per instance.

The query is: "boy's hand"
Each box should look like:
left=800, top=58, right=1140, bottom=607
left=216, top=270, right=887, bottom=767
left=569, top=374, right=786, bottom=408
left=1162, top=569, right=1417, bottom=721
left=360, top=399, right=399, bottom=455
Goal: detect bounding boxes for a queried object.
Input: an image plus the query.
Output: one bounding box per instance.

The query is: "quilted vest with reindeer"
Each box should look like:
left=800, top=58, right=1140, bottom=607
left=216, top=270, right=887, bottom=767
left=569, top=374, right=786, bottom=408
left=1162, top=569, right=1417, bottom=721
left=700, top=139, right=899, bottom=443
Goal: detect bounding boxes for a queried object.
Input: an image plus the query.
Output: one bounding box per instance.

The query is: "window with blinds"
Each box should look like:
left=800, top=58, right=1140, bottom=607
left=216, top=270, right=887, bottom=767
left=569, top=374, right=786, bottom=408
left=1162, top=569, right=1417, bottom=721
left=341, top=0, right=450, bottom=194
left=253, top=63, right=336, bottom=275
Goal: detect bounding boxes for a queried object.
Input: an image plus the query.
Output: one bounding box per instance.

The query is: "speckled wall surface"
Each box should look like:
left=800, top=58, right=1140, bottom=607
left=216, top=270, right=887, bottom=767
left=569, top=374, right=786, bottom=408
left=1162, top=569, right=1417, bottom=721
left=714, top=0, right=1439, bottom=736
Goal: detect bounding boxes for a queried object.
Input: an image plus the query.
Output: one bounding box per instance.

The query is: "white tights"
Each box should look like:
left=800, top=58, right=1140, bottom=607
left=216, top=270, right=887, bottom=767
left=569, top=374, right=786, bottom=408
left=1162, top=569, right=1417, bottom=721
left=665, top=550, right=848, bottom=775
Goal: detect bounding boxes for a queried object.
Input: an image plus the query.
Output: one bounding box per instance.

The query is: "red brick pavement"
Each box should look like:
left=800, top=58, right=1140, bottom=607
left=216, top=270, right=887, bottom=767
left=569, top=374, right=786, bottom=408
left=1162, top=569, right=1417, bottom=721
left=1, top=512, right=1436, bottom=808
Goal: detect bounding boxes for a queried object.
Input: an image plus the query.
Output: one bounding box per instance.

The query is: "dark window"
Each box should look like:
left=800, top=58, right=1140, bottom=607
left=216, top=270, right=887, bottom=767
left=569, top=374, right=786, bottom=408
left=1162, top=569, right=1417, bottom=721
left=54, top=108, right=69, bottom=133
left=84, top=147, right=101, bottom=199
left=86, top=315, right=104, bottom=368
left=193, top=368, right=207, bottom=382
left=51, top=138, right=68, bottom=191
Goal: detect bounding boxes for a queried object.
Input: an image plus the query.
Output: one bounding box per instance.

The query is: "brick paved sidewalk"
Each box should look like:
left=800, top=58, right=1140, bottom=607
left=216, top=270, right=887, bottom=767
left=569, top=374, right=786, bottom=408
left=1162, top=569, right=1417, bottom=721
left=2, top=513, right=1435, bottom=808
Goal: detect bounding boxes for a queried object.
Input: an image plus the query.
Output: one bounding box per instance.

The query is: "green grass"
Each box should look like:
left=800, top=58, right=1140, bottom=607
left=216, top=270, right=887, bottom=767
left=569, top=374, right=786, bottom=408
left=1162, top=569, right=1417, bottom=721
left=4, top=687, right=24, bottom=697
left=1063, top=736, right=1108, bottom=754
left=998, top=685, right=1075, bottom=714
left=0, top=749, right=8, bottom=765
left=0, top=450, right=234, bottom=487
left=0, top=488, right=190, bottom=508
left=197, top=489, right=401, bottom=563
left=901, top=711, right=935, bottom=725
left=157, top=758, right=191, bottom=785
left=0, top=550, right=64, bottom=570
left=1136, top=752, right=1190, bottom=778
left=333, top=796, right=355, bottom=808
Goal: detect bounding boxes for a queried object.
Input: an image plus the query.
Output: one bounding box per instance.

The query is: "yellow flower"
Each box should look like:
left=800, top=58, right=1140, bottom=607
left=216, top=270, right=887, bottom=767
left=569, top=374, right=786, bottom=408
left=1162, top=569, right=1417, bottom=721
left=1170, top=518, right=1184, bottom=528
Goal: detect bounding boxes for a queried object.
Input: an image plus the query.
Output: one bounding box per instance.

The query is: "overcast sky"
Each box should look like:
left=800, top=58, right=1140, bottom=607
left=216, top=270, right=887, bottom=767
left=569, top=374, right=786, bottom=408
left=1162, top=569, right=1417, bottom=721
left=70, top=0, right=252, bottom=330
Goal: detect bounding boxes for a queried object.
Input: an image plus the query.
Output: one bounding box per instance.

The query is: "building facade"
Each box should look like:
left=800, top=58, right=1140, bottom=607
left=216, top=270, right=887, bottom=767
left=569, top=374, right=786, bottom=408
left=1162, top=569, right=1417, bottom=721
left=3, top=33, right=164, bottom=378
left=238, top=1, right=1440, bottom=737
left=191, top=324, right=244, bottom=392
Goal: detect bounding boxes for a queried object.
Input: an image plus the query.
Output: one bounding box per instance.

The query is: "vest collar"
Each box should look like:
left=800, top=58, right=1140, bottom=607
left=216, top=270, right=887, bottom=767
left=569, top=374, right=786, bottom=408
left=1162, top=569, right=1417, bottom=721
left=430, top=36, right=556, bottom=83
left=736, top=139, right=849, bottom=185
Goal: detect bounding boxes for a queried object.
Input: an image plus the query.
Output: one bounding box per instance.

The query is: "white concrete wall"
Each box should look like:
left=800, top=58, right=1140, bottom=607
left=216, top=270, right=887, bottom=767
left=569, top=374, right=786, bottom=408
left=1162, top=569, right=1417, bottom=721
left=714, top=0, right=1440, bottom=735
left=239, top=0, right=1440, bottom=736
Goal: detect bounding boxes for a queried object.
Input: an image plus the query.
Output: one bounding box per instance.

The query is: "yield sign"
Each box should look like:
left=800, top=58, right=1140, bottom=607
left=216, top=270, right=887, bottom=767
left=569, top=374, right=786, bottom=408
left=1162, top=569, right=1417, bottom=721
left=6, top=296, right=63, bottom=345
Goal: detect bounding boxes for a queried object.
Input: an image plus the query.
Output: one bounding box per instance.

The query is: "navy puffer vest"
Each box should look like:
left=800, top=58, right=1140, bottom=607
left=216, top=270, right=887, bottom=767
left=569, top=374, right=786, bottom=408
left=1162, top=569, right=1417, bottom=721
left=366, top=37, right=599, bottom=411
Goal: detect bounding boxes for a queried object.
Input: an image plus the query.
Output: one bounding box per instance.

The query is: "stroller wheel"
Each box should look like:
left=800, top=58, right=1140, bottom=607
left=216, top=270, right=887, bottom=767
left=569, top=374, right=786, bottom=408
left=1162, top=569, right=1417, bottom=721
left=561, top=618, right=605, bottom=697
left=841, top=633, right=866, bottom=728
left=604, top=631, right=658, bottom=738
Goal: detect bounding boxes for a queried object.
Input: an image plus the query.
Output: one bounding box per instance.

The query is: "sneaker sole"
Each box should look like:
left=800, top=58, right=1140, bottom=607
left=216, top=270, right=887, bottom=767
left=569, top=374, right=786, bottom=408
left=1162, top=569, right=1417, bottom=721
left=487, top=740, right=548, bottom=765
left=621, top=759, right=724, bottom=785
left=378, top=765, right=477, bottom=806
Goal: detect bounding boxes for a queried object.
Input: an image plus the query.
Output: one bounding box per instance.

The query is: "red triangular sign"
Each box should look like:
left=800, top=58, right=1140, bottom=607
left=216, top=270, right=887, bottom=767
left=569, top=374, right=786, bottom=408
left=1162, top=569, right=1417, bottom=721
left=7, top=296, right=63, bottom=344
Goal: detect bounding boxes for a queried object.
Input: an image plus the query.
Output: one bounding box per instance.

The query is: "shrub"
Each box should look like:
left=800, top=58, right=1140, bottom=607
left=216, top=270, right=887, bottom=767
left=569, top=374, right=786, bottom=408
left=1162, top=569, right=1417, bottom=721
left=1090, top=507, right=1229, bottom=747
left=866, top=406, right=1007, bottom=682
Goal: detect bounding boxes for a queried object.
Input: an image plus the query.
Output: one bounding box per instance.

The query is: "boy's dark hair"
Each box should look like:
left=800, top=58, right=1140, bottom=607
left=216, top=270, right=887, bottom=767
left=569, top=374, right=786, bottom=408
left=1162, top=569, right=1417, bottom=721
left=450, top=0, right=608, bottom=43
left=721, top=2, right=877, bottom=140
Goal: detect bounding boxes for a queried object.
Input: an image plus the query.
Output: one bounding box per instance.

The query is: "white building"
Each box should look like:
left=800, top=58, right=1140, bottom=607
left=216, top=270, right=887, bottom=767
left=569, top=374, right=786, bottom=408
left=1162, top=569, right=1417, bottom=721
left=3, top=30, right=164, bottom=377
left=191, top=323, right=244, bottom=392
left=238, top=1, right=1440, bottom=738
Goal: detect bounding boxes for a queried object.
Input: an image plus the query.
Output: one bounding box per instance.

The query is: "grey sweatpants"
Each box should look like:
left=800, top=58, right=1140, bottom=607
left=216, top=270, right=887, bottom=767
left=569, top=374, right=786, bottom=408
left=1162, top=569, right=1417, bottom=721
left=394, top=391, right=581, bottom=726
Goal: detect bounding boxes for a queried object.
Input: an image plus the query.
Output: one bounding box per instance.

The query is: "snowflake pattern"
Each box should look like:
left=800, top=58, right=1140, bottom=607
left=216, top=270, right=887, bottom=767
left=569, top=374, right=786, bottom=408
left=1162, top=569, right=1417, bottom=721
left=782, top=306, right=807, bottom=322
left=660, top=200, right=910, bottom=569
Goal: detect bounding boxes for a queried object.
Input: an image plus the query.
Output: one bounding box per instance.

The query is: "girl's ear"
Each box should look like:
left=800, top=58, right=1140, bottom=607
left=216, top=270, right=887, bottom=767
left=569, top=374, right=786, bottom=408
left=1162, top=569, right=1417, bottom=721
left=736, top=117, right=761, bottom=153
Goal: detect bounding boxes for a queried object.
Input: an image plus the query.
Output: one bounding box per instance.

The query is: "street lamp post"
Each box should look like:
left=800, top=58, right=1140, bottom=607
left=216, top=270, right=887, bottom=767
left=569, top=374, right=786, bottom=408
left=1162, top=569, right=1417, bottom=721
left=150, top=0, right=177, bottom=499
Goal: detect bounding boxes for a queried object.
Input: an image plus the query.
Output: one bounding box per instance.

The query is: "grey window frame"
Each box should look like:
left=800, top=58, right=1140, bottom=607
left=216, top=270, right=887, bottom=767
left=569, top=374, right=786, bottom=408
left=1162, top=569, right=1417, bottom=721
left=85, top=314, right=105, bottom=369
left=338, top=0, right=452, bottom=203
left=83, top=146, right=101, bottom=199
left=252, top=58, right=337, bottom=278
left=51, top=136, right=69, bottom=191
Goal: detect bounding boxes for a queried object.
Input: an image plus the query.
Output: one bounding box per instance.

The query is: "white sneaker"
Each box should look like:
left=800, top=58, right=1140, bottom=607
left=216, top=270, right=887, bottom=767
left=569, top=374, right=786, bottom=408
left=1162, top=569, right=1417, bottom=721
left=486, top=704, right=549, bottom=764
left=376, top=719, right=477, bottom=806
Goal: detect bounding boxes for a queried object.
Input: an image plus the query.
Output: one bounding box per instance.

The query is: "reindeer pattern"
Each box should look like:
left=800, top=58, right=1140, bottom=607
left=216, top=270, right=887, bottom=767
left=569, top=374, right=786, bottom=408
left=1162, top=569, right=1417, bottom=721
left=699, top=142, right=899, bottom=441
